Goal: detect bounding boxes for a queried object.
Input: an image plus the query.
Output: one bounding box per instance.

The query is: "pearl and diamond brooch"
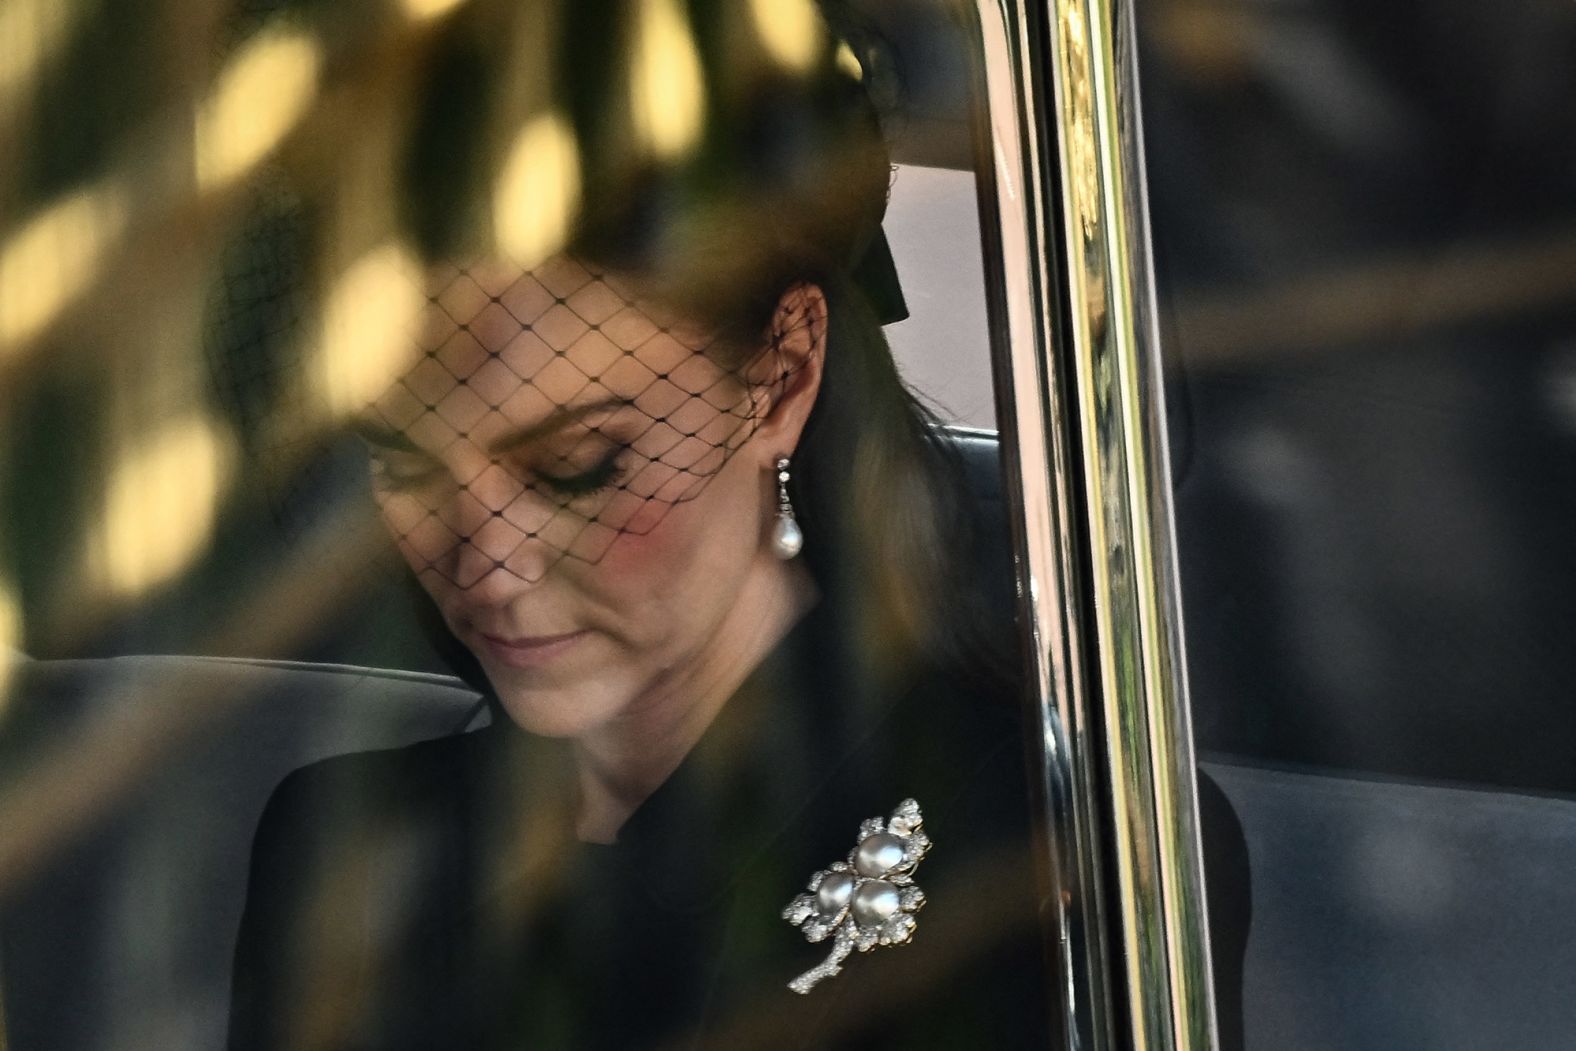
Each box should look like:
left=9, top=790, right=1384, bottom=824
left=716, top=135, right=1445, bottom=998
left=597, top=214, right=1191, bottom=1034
left=782, top=798, right=930, bottom=994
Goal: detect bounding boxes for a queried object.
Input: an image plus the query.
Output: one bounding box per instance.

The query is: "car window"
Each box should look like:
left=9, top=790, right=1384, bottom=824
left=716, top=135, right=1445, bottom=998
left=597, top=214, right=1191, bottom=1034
left=0, top=4, right=1075, bottom=1049
left=1137, top=0, right=1576, bottom=1047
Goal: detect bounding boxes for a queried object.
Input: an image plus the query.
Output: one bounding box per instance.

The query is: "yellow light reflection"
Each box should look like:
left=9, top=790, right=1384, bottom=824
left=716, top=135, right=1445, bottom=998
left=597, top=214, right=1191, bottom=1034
left=495, top=112, right=581, bottom=270
left=95, top=415, right=232, bottom=599
left=314, top=242, right=424, bottom=418
left=835, top=41, right=863, bottom=82
left=0, top=182, right=127, bottom=354
left=747, top=0, right=822, bottom=73
left=629, top=0, right=705, bottom=160
left=402, top=0, right=469, bottom=22
left=0, top=0, right=84, bottom=106
left=195, top=27, right=322, bottom=191
left=0, top=572, right=20, bottom=712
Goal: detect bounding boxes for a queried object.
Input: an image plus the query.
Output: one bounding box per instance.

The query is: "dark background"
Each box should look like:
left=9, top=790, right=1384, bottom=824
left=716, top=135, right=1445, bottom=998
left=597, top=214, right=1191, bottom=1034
left=1138, top=0, right=1576, bottom=793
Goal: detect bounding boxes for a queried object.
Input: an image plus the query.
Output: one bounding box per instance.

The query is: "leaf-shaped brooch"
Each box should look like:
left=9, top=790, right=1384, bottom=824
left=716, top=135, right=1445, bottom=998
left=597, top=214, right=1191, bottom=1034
left=781, top=798, right=930, bottom=994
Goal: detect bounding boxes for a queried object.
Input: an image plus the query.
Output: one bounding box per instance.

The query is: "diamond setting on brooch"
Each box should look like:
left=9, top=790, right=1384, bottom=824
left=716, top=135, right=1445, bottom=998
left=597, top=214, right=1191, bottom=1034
left=782, top=798, right=930, bottom=994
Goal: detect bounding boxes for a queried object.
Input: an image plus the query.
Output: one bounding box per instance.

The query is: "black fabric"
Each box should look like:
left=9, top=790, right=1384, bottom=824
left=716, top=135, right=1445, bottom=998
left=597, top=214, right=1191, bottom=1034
left=227, top=600, right=1053, bottom=1050
left=227, top=610, right=1250, bottom=1049
left=226, top=431, right=1251, bottom=1049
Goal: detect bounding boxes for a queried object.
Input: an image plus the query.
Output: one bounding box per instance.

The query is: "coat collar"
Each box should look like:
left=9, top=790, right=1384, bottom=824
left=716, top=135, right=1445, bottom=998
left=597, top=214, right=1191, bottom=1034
left=469, top=594, right=906, bottom=917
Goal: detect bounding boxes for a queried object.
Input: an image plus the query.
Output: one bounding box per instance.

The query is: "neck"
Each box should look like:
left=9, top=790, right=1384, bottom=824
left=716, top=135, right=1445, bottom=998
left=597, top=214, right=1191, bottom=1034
left=571, top=555, right=814, bottom=843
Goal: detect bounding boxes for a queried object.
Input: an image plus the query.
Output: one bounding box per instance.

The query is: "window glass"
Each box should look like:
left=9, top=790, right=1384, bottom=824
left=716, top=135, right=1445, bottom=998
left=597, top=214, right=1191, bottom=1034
left=1138, top=1, right=1576, bottom=1047
left=0, top=3, right=1061, bottom=1048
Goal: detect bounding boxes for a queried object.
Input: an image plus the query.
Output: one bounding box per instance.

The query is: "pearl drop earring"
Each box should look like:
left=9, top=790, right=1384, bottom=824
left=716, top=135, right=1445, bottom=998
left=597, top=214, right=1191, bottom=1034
left=771, top=456, right=804, bottom=560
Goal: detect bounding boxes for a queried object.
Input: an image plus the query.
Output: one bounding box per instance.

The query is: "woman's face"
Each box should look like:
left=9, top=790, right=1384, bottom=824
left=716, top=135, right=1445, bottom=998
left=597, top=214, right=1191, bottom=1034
left=361, top=256, right=794, bottom=739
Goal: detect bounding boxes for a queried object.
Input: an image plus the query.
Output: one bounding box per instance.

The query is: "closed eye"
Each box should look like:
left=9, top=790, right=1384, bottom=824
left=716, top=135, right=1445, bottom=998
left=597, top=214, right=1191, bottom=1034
left=353, top=417, right=446, bottom=491
left=533, top=446, right=628, bottom=499
left=369, top=449, right=445, bottom=490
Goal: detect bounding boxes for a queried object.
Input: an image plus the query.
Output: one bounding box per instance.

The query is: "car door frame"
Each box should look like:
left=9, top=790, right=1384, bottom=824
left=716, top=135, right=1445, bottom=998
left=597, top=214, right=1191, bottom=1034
left=967, top=2, right=1219, bottom=1048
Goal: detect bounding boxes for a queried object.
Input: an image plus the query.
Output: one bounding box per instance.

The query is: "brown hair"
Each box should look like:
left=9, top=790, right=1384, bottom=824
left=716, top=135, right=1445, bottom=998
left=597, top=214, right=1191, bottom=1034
left=398, top=0, right=1000, bottom=683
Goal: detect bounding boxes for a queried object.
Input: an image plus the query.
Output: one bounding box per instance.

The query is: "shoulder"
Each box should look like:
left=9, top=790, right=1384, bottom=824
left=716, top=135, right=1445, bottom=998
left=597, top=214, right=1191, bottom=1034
left=230, top=732, right=494, bottom=1049
left=262, top=729, right=485, bottom=816
left=235, top=729, right=495, bottom=951
left=243, top=729, right=495, bottom=886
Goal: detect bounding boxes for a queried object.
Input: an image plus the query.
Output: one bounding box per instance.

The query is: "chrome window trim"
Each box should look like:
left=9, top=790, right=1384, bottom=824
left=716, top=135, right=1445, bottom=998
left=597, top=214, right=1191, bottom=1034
left=968, top=1, right=1217, bottom=1048
left=969, top=2, right=1113, bottom=1047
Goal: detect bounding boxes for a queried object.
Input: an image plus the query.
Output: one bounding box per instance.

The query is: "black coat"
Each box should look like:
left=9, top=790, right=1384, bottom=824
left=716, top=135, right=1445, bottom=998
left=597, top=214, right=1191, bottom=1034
left=228, top=597, right=1247, bottom=1050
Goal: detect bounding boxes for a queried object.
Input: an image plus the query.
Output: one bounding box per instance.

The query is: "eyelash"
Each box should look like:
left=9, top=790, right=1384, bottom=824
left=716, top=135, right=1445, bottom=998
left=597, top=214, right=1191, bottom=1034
left=370, top=445, right=630, bottom=500
left=533, top=446, right=629, bottom=499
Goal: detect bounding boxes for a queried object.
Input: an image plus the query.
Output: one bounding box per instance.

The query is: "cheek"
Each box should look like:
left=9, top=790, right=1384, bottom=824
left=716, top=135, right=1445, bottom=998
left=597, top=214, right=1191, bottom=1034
left=592, top=461, right=765, bottom=613
left=594, top=497, right=723, bottom=594
left=378, top=493, right=443, bottom=572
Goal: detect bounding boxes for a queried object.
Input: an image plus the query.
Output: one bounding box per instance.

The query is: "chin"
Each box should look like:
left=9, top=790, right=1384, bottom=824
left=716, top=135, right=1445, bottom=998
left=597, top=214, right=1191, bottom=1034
left=490, top=675, right=631, bottom=740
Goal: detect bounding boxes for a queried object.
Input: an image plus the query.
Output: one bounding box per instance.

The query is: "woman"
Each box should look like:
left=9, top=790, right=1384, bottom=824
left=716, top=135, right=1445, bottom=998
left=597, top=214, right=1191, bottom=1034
left=227, top=5, right=1247, bottom=1048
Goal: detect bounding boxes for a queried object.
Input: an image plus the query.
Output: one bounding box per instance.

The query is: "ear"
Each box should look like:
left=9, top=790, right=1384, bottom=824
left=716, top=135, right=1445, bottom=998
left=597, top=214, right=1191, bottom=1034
left=747, top=282, right=827, bottom=467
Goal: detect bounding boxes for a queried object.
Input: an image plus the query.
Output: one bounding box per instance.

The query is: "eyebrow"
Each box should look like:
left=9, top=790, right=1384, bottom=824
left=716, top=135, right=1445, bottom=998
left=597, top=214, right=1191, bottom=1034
left=350, top=416, right=422, bottom=453
left=487, top=397, right=634, bottom=456
left=350, top=396, right=634, bottom=456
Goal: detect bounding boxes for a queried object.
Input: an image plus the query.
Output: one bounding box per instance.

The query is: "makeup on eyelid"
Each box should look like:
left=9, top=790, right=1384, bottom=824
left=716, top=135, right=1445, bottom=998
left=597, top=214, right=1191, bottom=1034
left=371, top=439, right=634, bottom=502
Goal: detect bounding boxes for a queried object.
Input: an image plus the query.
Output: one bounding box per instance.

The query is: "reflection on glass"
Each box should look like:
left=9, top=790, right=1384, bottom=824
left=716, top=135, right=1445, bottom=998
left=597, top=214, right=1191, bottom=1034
left=195, top=27, right=322, bottom=192
left=0, top=4, right=1061, bottom=1049
left=1141, top=0, right=1576, bottom=1047
left=0, top=181, right=127, bottom=353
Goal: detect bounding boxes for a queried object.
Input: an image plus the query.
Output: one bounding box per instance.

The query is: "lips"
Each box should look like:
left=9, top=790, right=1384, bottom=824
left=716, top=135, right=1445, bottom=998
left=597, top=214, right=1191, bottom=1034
left=474, top=628, right=589, bottom=669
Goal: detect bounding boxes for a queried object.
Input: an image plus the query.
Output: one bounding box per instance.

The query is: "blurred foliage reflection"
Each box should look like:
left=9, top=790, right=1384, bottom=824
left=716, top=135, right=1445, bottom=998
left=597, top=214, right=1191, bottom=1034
left=0, top=0, right=894, bottom=668
left=0, top=5, right=1020, bottom=1050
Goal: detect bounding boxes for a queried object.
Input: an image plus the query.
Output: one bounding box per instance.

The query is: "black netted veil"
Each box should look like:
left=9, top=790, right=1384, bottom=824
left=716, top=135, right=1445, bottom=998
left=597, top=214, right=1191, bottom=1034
left=364, top=255, right=802, bottom=589
left=205, top=0, right=920, bottom=684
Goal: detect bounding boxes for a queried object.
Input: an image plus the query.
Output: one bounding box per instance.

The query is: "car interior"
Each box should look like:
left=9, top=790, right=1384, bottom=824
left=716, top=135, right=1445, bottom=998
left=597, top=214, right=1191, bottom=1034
left=3, top=1, right=1574, bottom=1048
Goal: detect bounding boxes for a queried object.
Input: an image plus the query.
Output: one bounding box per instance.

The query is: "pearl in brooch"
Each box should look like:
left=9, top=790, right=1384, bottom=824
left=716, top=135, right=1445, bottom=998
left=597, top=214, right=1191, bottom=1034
left=851, top=880, right=902, bottom=926
left=816, top=871, right=856, bottom=917
left=854, top=833, right=906, bottom=877
left=782, top=799, right=931, bottom=994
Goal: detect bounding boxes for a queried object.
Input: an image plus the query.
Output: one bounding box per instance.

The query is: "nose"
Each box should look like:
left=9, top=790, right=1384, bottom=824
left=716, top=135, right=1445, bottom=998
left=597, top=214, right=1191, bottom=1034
left=442, top=461, right=555, bottom=590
